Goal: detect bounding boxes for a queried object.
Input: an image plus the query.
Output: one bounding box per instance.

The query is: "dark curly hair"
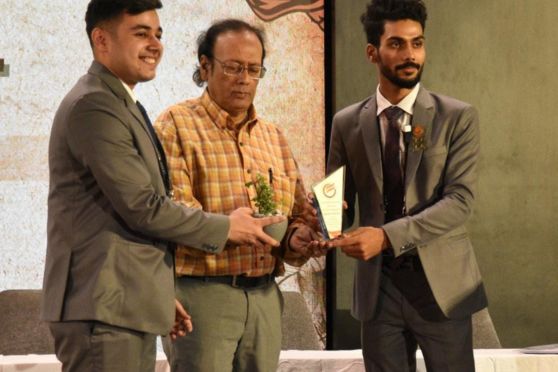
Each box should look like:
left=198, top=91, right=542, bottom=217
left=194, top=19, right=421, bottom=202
left=192, top=19, right=266, bottom=87
left=361, top=0, right=427, bottom=47
left=85, top=0, right=163, bottom=47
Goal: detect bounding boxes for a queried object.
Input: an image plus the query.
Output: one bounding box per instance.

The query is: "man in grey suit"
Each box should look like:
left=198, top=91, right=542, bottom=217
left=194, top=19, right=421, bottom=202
left=328, top=0, right=487, bottom=371
left=41, top=1, right=283, bottom=371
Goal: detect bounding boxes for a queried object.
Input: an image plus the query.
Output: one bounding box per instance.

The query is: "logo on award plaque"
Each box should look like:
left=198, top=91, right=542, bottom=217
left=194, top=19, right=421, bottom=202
left=322, top=183, right=336, bottom=198
left=311, top=166, right=345, bottom=240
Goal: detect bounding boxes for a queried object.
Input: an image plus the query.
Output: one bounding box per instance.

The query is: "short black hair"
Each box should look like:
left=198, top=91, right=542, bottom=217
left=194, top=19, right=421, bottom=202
left=85, top=0, right=163, bottom=46
left=361, top=0, right=427, bottom=47
left=193, top=19, right=266, bottom=87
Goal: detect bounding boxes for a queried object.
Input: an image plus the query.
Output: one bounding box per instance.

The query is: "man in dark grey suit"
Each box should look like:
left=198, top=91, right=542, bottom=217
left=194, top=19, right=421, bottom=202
left=328, top=0, right=487, bottom=371
left=41, top=1, right=283, bottom=371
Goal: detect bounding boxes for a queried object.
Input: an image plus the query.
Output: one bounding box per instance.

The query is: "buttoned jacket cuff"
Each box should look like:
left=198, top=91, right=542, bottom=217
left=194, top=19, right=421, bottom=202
left=382, top=219, right=418, bottom=257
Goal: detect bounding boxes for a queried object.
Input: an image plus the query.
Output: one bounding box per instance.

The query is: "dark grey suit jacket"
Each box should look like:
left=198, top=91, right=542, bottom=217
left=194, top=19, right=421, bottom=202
left=42, top=61, right=230, bottom=334
left=328, top=87, right=487, bottom=320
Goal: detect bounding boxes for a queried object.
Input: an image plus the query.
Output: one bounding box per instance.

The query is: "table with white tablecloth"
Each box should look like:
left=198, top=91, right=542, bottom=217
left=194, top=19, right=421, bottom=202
left=277, top=349, right=558, bottom=372
left=1, top=349, right=557, bottom=371
left=0, top=353, right=171, bottom=372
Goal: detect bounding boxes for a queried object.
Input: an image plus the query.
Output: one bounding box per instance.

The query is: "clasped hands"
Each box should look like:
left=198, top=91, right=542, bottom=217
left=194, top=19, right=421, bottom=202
left=227, top=197, right=327, bottom=258
left=288, top=195, right=389, bottom=260
left=226, top=197, right=389, bottom=260
left=290, top=225, right=389, bottom=261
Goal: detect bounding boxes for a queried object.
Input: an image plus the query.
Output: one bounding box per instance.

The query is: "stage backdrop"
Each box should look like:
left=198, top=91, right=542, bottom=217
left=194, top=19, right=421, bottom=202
left=0, top=0, right=326, bottom=346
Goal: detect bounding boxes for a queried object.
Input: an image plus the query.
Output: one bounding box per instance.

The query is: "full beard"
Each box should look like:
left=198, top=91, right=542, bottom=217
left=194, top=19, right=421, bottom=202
left=381, top=62, right=424, bottom=89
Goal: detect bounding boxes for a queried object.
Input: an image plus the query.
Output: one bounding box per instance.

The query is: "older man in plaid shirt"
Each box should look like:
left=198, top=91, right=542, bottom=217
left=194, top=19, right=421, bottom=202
left=154, top=19, right=320, bottom=372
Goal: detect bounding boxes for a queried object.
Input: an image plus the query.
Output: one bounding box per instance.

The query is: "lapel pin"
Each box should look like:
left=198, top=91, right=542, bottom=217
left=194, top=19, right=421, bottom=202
left=411, top=124, right=426, bottom=151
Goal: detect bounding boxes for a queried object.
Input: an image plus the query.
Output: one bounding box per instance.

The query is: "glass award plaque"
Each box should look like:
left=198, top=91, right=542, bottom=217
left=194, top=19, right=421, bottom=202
left=311, top=166, right=345, bottom=240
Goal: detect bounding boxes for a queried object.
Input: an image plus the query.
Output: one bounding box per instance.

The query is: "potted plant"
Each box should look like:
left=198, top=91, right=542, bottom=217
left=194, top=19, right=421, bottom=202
left=245, top=172, right=288, bottom=242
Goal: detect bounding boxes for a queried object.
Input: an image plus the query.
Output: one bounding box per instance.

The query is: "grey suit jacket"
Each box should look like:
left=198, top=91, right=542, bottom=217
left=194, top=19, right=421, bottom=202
left=328, top=87, right=487, bottom=320
left=42, top=61, right=230, bottom=334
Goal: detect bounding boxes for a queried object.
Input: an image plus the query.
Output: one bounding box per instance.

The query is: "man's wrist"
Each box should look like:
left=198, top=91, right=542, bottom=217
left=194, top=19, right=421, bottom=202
left=381, top=228, right=391, bottom=251
left=282, top=226, right=299, bottom=258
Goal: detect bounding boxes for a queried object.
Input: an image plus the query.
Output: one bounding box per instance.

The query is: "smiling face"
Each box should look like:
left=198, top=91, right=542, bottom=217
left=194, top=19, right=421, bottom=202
left=368, top=19, right=425, bottom=92
left=200, top=30, right=263, bottom=119
left=92, top=10, right=163, bottom=89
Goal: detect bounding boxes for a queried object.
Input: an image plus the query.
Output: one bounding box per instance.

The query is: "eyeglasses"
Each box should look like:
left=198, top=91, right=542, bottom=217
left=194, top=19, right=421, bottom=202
left=212, top=57, right=267, bottom=79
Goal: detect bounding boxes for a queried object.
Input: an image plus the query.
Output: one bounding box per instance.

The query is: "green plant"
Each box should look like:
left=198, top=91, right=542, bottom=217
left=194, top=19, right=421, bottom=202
left=245, top=173, right=278, bottom=216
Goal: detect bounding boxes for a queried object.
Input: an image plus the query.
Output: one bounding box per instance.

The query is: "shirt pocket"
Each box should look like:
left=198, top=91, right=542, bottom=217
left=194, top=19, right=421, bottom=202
left=422, top=145, right=447, bottom=158
left=270, top=173, right=296, bottom=216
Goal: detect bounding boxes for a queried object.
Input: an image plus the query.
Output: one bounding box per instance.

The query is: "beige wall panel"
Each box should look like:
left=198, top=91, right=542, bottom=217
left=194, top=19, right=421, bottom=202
left=334, top=0, right=558, bottom=347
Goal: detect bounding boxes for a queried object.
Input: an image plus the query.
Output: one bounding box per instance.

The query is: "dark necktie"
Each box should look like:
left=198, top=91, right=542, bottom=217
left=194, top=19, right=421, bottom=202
left=383, top=106, right=404, bottom=222
left=136, top=101, right=171, bottom=196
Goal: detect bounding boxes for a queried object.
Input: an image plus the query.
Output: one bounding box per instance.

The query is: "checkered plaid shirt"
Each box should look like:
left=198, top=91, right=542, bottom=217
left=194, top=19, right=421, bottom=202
left=154, top=90, right=310, bottom=277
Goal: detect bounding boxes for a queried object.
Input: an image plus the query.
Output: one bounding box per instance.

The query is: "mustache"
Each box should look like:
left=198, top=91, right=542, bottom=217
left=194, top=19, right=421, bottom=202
left=396, top=62, right=421, bottom=71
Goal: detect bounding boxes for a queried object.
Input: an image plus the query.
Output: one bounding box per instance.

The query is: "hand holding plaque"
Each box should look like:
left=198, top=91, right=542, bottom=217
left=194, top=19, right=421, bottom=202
left=311, top=166, right=345, bottom=240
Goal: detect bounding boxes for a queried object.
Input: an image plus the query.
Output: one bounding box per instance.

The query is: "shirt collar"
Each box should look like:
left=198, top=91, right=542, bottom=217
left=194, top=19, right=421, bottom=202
left=120, top=80, right=138, bottom=103
left=200, top=89, right=258, bottom=131
left=376, top=83, right=421, bottom=116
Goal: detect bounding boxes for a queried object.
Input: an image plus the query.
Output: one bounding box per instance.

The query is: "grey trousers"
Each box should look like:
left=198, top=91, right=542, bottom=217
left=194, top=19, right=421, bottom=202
left=163, top=277, right=283, bottom=372
left=49, top=321, right=156, bottom=372
left=362, top=267, right=474, bottom=372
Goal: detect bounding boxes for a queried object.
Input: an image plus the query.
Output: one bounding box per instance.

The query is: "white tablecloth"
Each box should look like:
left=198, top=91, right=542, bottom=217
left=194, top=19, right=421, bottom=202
left=1, top=349, right=557, bottom=371
left=0, top=353, right=170, bottom=372
left=277, top=349, right=558, bottom=372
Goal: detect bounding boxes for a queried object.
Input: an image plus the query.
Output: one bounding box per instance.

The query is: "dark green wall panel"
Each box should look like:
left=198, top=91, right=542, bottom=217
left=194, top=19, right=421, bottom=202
left=333, top=0, right=558, bottom=348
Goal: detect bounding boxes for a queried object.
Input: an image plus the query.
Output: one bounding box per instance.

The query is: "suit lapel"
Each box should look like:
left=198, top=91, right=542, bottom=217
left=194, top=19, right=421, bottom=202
left=128, top=102, right=151, bottom=135
left=89, top=62, right=152, bottom=138
left=405, top=87, right=435, bottom=190
left=88, top=61, right=168, bottom=194
left=359, top=97, right=384, bottom=193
